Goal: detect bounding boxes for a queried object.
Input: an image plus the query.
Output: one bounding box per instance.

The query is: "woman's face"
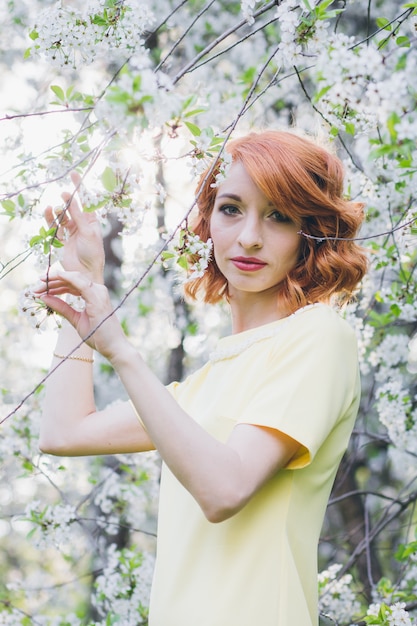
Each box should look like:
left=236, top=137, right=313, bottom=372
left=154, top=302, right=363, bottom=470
left=210, top=161, right=301, bottom=309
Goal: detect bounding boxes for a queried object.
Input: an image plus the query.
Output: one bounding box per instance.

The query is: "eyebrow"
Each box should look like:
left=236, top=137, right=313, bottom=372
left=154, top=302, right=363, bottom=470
left=216, top=192, right=275, bottom=207
left=216, top=193, right=242, bottom=201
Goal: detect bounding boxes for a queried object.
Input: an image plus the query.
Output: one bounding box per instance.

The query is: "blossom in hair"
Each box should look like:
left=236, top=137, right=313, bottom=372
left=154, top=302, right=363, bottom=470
left=162, top=229, right=213, bottom=283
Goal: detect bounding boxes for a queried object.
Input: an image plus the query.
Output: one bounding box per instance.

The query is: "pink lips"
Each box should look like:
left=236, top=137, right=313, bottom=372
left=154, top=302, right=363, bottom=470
left=231, top=256, right=267, bottom=272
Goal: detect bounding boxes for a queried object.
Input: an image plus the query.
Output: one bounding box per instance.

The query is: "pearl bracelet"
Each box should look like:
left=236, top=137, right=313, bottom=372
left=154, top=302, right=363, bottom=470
left=54, top=352, right=94, bottom=363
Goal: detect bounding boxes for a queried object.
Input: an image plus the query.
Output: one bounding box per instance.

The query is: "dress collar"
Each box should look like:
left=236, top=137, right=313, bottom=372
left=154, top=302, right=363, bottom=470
left=209, top=303, right=324, bottom=363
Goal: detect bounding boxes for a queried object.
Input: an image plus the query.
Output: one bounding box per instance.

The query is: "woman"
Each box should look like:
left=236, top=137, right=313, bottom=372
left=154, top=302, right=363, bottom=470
left=37, top=130, right=368, bottom=626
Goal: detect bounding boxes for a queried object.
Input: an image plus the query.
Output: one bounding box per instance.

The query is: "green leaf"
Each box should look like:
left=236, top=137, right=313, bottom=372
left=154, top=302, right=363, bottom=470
left=395, top=540, right=417, bottom=560
left=29, top=234, right=43, bottom=246
left=182, top=94, right=197, bottom=110
left=29, top=29, right=39, bottom=41
left=161, top=251, right=175, bottom=260
left=184, top=108, right=206, bottom=118
left=396, top=35, right=410, bottom=47
left=344, top=122, right=355, bottom=135
left=396, top=52, right=408, bottom=70
left=312, top=84, right=332, bottom=104
left=91, top=15, right=108, bottom=26
left=376, top=16, right=391, bottom=30
left=101, top=166, right=118, bottom=192
left=320, top=9, right=343, bottom=18
left=177, top=255, right=189, bottom=270
left=132, top=74, right=142, bottom=92
left=51, top=85, right=65, bottom=101
left=1, top=199, right=15, bottom=219
left=317, top=0, right=336, bottom=11
left=184, top=121, right=201, bottom=137
left=26, top=527, right=37, bottom=539
left=377, top=36, right=390, bottom=50
left=390, top=303, right=401, bottom=317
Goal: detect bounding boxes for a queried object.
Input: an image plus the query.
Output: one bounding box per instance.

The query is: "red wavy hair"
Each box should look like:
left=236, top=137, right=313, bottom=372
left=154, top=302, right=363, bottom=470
left=184, top=130, right=368, bottom=311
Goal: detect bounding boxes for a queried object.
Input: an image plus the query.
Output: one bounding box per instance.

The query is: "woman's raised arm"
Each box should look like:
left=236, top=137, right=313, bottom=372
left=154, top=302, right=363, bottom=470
left=39, top=318, right=155, bottom=456
left=38, top=176, right=154, bottom=456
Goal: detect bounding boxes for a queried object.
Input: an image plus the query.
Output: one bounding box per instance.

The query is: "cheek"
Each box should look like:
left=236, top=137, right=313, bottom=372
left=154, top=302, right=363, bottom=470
left=208, top=217, right=223, bottom=250
left=281, top=237, right=302, bottom=270
left=277, top=230, right=300, bottom=254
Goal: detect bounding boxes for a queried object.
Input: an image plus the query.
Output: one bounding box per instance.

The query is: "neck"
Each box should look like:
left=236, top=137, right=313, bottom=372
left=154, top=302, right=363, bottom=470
left=229, top=294, right=291, bottom=334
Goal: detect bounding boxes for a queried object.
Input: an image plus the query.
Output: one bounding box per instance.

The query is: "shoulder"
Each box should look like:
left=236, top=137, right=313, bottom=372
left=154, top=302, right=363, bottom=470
left=289, top=303, right=356, bottom=340
left=268, top=304, right=358, bottom=364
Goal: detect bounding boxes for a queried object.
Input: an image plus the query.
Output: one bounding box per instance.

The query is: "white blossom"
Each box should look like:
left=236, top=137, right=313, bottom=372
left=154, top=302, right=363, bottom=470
left=318, top=563, right=361, bottom=624
left=241, top=0, right=257, bottom=25
left=29, top=0, right=155, bottom=69
left=388, top=602, right=413, bottom=626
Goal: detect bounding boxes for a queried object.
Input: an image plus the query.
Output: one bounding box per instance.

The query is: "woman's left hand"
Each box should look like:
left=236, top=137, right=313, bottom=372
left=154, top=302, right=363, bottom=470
left=37, top=269, right=127, bottom=360
left=45, top=173, right=105, bottom=283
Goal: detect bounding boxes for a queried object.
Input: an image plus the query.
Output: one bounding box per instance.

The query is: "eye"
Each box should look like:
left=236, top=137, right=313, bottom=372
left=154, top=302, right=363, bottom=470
left=269, top=210, right=292, bottom=223
left=219, top=204, right=241, bottom=216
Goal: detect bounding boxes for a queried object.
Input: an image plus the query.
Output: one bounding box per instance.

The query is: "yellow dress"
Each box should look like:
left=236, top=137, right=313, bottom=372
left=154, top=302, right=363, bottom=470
left=144, top=304, right=361, bottom=626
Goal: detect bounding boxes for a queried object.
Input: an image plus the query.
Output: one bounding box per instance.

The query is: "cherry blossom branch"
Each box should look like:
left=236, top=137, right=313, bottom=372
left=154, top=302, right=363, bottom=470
left=184, top=14, right=281, bottom=75
left=298, top=213, right=417, bottom=243
left=0, top=107, right=94, bottom=123
left=172, top=0, right=279, bottom=84
left=155, top=0, right=217, bottom=72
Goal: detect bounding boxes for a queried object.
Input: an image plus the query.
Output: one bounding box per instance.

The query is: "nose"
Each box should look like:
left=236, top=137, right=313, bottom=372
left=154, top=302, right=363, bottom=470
left=237, top=214, right=263, bottom=249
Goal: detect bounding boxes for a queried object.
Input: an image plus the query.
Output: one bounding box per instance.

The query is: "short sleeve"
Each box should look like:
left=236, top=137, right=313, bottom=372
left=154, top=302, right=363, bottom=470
left=237, top=308, right=360, bottom=468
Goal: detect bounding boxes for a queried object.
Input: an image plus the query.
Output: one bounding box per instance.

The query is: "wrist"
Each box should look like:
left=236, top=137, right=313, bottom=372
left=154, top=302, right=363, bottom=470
left=107, top=340, right=139, bottom=371
left=54, top=351, right=94, bottom=363
left=55, top=319, right=94, bottom=355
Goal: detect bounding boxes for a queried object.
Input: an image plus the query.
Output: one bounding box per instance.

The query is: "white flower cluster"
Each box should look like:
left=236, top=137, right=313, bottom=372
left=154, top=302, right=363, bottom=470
left=363, top=315, right=417, bottom=457
left=164, top=229, right=213, bottom=282
left=241, top=0, right=257, bottom=26
left=93, top=464, right=149, bottom=534
left=313, top=32, right=384, bottom=133
left=388, top=602, right=414, bottom=626
left=369, top=334, right=410, bottom=384
left=24, top=500, right=78, bottom=550
left=343, top=301, right=375, bottom=376
left=0, top=414, right=35, bottom=463
left=185, top=233, right=213, bottom=280
left=367, top=601, right=414, bottom=626
left=29, top=0, right=155, bottom=68
left=318, top=563, right=361, bottom=624
left=18, top=289, right=62, bottom=333
left=275, top=0, right=304, bottom=66
left=95, top=67, right=176, bottom=135
left=212, top=151, right=233, bottom=188
left=376, top=379, right=417, bottom=454
left=186, top=129, right=225, bottom=180
left=93, top=544, right=154, bottom=625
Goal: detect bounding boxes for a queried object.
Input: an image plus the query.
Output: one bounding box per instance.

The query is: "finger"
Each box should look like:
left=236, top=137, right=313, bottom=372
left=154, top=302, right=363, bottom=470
left=38, top=277, right=83, bottom=295
left=44, top=205, right=55, bottom=228
left=34, top=281, right=81, bottom=299
left=44, top=203, right=72, bottom=241
left=70, top=171, right=83, bottom=190
left=61, top=188, right=98, bottom=232
left=40, top=294, right=82, bottom=327
left=62, top=190, right=81, bottom=217
left=44, top=270, right=98, bottom=299
left=40, top=271, right=91, bottom=292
